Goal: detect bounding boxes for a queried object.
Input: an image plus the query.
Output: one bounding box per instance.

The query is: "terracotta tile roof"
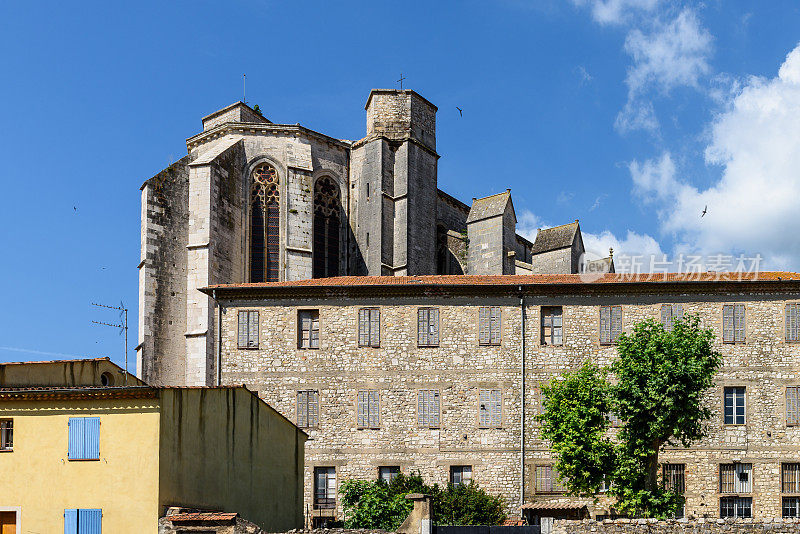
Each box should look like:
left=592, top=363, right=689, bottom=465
left=166, top=512, right=238, bottom=522
left=0, top=357, right=110, bottom=366
left=531, top=221, right=580, bottom=255
left=521, top=501, right=590, bottom=510
left=205, top=271, right=800, bottom=291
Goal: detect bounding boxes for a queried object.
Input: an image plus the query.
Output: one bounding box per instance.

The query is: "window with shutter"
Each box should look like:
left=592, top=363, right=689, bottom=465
left=379, top=466, right=401, bottom=484
left=788, top=304, right=800, bottom=342
left=357, top=390, right=380, bottom=428
left=788, top=388, right=800, bottom=426
left=418, top=308, right=439, bottom=347
left=237, top=310, right=259, bottom=349
left=723, top=304, right=745, bottom=343
left=358, top=308, right=380, bottom=347
left=479, top=389, right=501, bottom=428
left=478, top=307, right=501, bottom=345
left=600, top=306, right=622, bottom=344
left=298, top=310, right=320, bottom=349
left=720, top=463, right=752, bottom=493
left=418, top=389, right=440, bottom=428
left=783, top=463, right=800, bottom=493
left=68, top=417, right=100, bottom=460
left=64, top=508, right=101, bottom=534
left=65, top=509, right=78, bottom=534
left=0, top=419, right=12, bottom=451
left=450, top=465, right=472, bottom=486
left=724, top=387, right=746, bottom=425
left=541, top=307, right=563, bottom=345
left=534, top=465, right=566, bottom=493
left=297, top=390, right=319, bottom=428
left=661, top=304, right=684, bottom=331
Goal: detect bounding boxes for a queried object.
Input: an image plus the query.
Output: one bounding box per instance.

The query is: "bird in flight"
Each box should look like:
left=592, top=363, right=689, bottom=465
left=456, top=106, right=462, bottom=117
left=701, top=205, right=707, bottom=217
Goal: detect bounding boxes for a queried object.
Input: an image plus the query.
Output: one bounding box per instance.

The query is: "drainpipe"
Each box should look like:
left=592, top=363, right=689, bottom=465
left=214, top=290, right=222, bottom=387
left=519, top=288, right=526, bottom=512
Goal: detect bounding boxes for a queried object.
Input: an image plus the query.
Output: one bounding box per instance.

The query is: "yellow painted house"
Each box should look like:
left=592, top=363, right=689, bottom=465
left=0, top=358, right=306, bottom=534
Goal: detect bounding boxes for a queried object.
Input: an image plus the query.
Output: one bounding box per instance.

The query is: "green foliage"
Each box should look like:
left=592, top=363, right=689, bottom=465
left=538, top=315, right=721, bottom=518
left=252, top=104, right=264, bottom=116
left=341, top=473, right=506, bottom=529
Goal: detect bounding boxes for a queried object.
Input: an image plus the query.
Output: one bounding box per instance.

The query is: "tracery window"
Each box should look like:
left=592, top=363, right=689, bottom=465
left=313, top=176, right=341, bottom=278
left=250, top=164, right=280, bottom=282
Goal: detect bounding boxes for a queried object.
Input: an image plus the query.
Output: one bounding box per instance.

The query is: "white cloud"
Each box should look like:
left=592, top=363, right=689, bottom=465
left=571, top=0, right=659, bottom=25
left=616, top=8, right=712, bottom=133
left=629, top=44, right=800, bottom=269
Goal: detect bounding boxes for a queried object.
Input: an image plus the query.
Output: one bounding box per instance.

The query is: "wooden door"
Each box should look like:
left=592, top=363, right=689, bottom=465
left=0, top=511, right=16, bottom=534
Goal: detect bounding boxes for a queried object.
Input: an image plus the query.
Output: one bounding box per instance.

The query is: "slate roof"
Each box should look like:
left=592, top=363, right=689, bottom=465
left=466, top=191, right=514, bottom=224
left=531, top=221, right=580, bottom=255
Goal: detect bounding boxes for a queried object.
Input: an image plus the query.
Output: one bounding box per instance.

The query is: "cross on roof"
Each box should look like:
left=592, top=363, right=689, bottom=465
left=397, top=73, right=406, bottom=90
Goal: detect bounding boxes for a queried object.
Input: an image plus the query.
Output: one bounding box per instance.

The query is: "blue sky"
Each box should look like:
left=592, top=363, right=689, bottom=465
left=1, top=0, right=800, bottom=369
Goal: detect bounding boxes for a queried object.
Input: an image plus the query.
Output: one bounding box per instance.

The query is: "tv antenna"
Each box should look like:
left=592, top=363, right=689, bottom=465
left=91, top=301, right=129, bottom=385
left=243, top=73, right=246, bottom=104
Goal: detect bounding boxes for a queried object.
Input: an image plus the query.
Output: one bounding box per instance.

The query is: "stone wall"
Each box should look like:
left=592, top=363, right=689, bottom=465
left=217, top=286, right=800, bottom=521
left=554, top=518, right=800, bottom=534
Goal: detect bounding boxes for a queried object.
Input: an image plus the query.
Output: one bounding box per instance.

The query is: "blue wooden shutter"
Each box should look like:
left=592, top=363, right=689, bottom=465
left=490, top=307, right=501, bottom=345
left=238, top=311, right=248, bottom=348
left=79, top=509, right=102, bottom=534
left=599, top=306, right=610, bottom=344
left=479, top=307, right=489, bottom=345
left=65, top=509, right=78, bottom=534
left=723, top=305, right=734, bottom=342
left=248, top=311, right=259, bottom=348
left=84, top=418, right=100, bottom=459
left=369, top=308, right=380, bottom=347
left=68, top=418, right=85, bottom=459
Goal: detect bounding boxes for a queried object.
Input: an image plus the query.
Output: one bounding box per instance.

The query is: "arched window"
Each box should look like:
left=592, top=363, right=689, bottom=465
left=250, top=164, right=280, bottom=282
left=313, top=176, right=341, bottom=278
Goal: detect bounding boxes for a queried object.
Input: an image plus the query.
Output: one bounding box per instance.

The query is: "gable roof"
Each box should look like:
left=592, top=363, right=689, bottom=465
left=586, top=256, right=615, bottom=274
left=466, top=191, right=515, bottom=224
left=531, top=221, right=580, bottom=255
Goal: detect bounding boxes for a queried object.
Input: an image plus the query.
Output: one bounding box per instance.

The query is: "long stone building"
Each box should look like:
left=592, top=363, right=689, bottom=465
left=137, top=88, right=612, bottom=388
left=202, top=272, right=800, bottom=525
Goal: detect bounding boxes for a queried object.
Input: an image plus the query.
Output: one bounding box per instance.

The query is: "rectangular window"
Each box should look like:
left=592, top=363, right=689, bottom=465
left=788, top=388, right=800, bottom=426
left=788, top=304, right=800, bottom=342
left=64, top=508, right=102, bottom=533
left=720, top=463, right=752, bottom=493
left=237, top=310, right=259, bottom=349
left=661, top=304, right=684, bottom=331
left=417, top=389, right=441, bottom=428
left=67, top=417, right=100, bottom=460
left=379, top=466, right=400, bottom=484
left=534, top=465, right=566, bottom=493
left=297, top=390, right=319, bottom=429
left=599, top=305, right=622, bottom=345
left=314, top=467, right=336, bottom=509
left=723, top=304, right=746, bottom=343
left=541, top=306, right=563, bottom=346
left=724, top=387, right=746, bottom=425
left=357, top=390, right=380, bottom=429
left=720, top=497, right=752, bottom=518
left=450, top=465, right=472, bottom=486
left=784, top=497, right=800, bottom=518
left=0, top=419, right=12, bottom=451
left=662, top=463, right=685, bottom=493
left=783, top=463, right=800, bottom=493
left=478, top=306, right=501, bottom=346
left=417, top=308, right=440, bottom=347
left=358, top=308, right=380, bottom=347
left=479, top=389, right=502, bottom=428
left=298, top=310, right=320, bottom=349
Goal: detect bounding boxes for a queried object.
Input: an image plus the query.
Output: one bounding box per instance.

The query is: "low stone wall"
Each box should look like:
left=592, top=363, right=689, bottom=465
left=554, top=519, right=800, bottom=534
left=267, top=530, right=392, bottom=534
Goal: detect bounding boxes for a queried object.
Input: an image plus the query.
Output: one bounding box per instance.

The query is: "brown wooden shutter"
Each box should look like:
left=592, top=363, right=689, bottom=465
left=370, top=308, right=380, bottom=347
left=248, top=311, right=259, bottom=348
left=490, top=307, right=501, bottom=345
left=611, top=306, right=622, bottom=342
left=238, top=311, right=248, bottom=348
left=723, top=305, right=734, bottom=343
left=734, top=304, right=745, bottom=343
left=600, top=306, right=611, bottom=344
left=358, top=308, right=368, bottom=347
left=479, top=307, right=489, bottom=345
left=368, top=390, right=379, bottom=428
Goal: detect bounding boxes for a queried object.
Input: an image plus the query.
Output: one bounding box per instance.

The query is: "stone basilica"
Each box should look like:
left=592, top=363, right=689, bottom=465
left=137, top=88, right=611, bottom=386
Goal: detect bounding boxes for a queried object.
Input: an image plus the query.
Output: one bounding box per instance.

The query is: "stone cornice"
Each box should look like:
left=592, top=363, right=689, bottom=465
left=351, top=133, right=440, bottom=159
left=186, top=122, right=351, bottom=152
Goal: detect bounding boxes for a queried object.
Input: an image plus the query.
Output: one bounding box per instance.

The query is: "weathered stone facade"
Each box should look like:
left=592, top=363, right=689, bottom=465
left=554, top=518, right=800, bottom=534
left=204, top=273, right=800, bottom=523
left=138, top=89, right=596, bottom=387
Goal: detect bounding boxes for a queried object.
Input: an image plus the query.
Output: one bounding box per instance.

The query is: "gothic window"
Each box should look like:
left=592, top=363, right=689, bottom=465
left=250, top=164, right=280, bottom=282
left=313, top=176, right=341, bottom=278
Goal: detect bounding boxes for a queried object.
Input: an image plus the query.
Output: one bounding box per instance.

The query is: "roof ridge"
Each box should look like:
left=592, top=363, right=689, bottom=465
left=538, top=220, right=579, bottom=232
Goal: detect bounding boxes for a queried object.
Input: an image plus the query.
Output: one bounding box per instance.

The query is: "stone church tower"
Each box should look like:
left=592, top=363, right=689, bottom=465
left=138, top=88, right=610, bottom=386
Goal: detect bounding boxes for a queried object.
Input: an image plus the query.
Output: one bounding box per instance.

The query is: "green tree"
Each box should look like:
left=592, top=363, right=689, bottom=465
left=340, top=473, right=506, bottom=529
left=252, top=104, right=264, bottom=116
left=538, top=315, right=722, bottom=518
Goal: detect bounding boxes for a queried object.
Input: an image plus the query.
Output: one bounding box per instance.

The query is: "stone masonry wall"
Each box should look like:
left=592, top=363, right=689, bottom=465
left=218, top=287, right=800, bottom=521
left=554, top=519, right=800, bottom=534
